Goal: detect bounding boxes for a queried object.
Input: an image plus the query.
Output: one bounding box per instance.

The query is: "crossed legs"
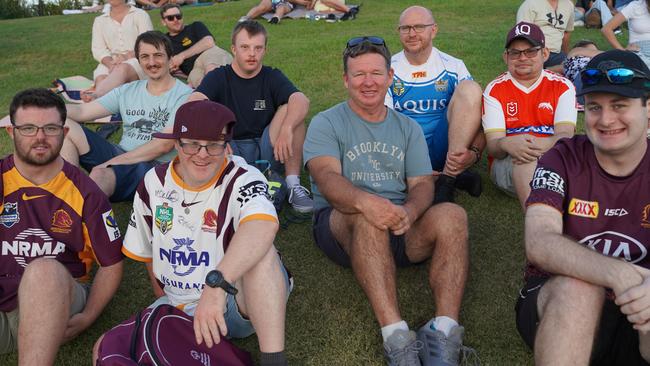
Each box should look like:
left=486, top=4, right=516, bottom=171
left=444, top=79, right=483, bottom=177
left=329, top=202, right=468, bottom=326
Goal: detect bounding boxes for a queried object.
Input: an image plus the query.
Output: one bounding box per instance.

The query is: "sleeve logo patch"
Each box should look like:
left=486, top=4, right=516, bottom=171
left=102, top=209, right=121, bottom=241
left=568, top=198, right=599, bottom=219
left=531, top=167, right=565, bottom=196
left=237, top=181, right=270, bottom=205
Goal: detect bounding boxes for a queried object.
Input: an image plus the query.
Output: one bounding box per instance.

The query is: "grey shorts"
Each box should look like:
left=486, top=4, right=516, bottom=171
left=490, top=155, right=516, bottom=196
left=0, top=281, right=89, bottom=354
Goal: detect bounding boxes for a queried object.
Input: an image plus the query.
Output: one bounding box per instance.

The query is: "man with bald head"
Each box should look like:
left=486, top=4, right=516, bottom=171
left=386, top=6, right=485, bottom=204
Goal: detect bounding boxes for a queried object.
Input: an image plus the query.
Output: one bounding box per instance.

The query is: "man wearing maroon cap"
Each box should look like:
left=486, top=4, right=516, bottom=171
left=482, top=21, right=577, bottom=208
left=516, top=49, right=650, bottom=364
left=97, top=100, right=291, bottom=366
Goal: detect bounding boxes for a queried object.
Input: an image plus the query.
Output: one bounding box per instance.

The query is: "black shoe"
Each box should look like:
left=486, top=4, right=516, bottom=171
left=269, top=16, right=279, bottom=24
left=454, top=170, right=482, bottom=197
left=341, top=6, right=358, bottom=21
left=434, top=174, right=456, bottom=204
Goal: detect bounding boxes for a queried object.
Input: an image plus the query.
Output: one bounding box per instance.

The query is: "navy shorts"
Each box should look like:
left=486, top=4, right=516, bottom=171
left=312, top=207, right=416, bottom=268
left=544, top=51, right=567, bottom=68
left=515, top=276, right=650, bottom=366
left=79, top=125, right=157, bottom=202
left=229, top=125, right=283, bottom=175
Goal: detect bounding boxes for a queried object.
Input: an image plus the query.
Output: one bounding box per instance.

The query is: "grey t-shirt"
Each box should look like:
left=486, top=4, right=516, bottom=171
left=304, top=101, right=432, bottom=210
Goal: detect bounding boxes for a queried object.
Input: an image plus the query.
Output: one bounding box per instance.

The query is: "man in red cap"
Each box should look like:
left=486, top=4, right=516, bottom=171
left=482, top=21, right=577, bottom=209
left=98, top=100, right=292, bottom=366
left=517, top=49, right=650, bottom=365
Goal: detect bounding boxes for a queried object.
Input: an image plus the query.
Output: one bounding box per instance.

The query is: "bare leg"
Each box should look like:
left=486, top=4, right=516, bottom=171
left=93, top=63, right=139, bottom=99
left=17, top=259, right=75, bottom=366
left=330, top=210, right=401, bottom=326
left=236, top=247, right=287, bottom=352
left=319, top=0, right=349, bottom=12
left=246, top=0, right=272, bottom=19
left=512, top=161, right=537, bottom=210
left=89, top=167, right=117, bottom=198
left=535, top=276, right=604, bottom=366
left=61, top=118, right=91, bottom=167
left=406, top=203, right=468, bottom=320
left=640, top=331, right=650, bottom=362
left=268, top=105, right=304, bottom=177
left=444, top=80, right=483, bottom=177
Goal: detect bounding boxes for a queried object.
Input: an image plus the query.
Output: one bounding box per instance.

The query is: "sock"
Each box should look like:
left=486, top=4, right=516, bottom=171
left=381, top=320, right=409, bottom=342
left=260, top=351, right=287, bottom=366
left=430, top=316, right=459, bottom=337
left=285, top=175, right=300, bottom=188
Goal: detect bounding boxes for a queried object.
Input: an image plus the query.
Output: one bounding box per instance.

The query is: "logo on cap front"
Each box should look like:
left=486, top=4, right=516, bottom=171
left=514, top=23, right=531, bottom=36
left=181, top=125, right=188, bottom=132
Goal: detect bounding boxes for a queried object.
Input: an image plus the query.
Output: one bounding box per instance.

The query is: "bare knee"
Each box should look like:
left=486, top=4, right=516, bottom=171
left=89, top=166, right=114, bottom=184
left=21, top=258, right=68, bottom=286
left=428, top=203, right=468, bottom=233
left=538, top=276, right=605, bottom=317
left=451, top=80, right=482, bottom=107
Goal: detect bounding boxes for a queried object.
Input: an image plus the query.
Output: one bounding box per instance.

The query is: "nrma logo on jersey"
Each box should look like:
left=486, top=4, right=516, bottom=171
left=2, top=228, right=65, bottom=267
left=159, top=237, right=210, bottom=276
left=581, top=231, right=647, bottom=263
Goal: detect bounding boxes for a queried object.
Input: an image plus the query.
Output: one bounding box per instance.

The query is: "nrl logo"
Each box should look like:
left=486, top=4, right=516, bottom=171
left=506, top=102, right=518, bottom=117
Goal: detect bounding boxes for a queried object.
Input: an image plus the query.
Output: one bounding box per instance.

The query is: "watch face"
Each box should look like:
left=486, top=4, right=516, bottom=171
left=206, top=270, right=222, bottom=287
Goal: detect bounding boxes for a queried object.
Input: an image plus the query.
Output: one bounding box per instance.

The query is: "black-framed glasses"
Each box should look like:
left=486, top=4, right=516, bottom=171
left=346, top=36, right=386, bottom=49
left=581, top=67, right=650, bottom=85
left=164, top=14, right=182, bottom=21
left=178, top=141, right=226, bottom=156
left=397, top=23, right=435, bottom=34
left=506, top=47, right=542, bottom=59
left=12, top=124, right=64, bottom=137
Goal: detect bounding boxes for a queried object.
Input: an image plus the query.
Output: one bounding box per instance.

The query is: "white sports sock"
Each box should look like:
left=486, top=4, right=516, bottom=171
left=285, top=175, right=300, bottom=188
left=431, top=316, right=459, bottom=337
left=381, top=320, right=409, bottom=342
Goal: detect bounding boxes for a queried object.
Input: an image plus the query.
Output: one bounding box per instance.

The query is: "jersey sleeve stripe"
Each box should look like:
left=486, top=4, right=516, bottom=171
left=240, top=213, right=278, bottom=225
left=122, top=246, right=153, bottom=262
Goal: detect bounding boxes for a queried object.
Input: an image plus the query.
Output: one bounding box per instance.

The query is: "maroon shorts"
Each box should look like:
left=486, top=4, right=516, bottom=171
left=311, top=207, right=417, bottom=268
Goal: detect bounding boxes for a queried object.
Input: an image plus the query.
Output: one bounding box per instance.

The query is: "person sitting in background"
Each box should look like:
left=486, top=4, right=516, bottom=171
left=563, top=40, right=603, bottom=106
left=483, top=22, right=576, bottom=209
left=602, top=0, right=650, bottom=68
left=160, top=4, right=232, bottom=87
left=84, top=0, right=153, bottom=102
left=517, top=0, right=575, bottom=73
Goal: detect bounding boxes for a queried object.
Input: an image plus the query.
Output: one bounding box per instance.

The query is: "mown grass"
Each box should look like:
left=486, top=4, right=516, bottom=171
left=0, top=1, right=617, bottom=364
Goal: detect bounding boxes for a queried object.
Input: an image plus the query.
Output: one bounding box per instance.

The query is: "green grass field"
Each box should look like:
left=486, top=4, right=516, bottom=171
left=0, top=1, right=616, bottom=364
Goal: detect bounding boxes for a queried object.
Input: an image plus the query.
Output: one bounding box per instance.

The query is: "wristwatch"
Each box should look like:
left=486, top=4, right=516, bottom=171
left=205, top=270, right=238, bottom=295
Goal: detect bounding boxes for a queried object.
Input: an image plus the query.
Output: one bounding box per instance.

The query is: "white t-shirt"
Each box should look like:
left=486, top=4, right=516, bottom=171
left=123, top=156, right=278, bottom=307
left=622, top=0, right=650, bottom=44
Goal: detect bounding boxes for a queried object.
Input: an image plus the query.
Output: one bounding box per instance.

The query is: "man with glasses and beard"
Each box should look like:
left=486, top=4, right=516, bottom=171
left=159, top=4, right=232, bottom=88
left=386, top=6, right=485, bottom=204
left=0, top=88, right=124, bottom=364
left=97, top=100, right=291, bottom=366
left=516, top=49, right=650, bottom=365
left=62, top=31, right=192, bottom=202
left=304, top=37, right=473, bottom=366
left=483, top=22, right=577, bottom=209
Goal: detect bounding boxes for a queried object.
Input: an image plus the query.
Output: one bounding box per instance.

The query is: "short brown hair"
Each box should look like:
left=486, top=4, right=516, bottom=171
left=160, top=3, right=181, bottom=18
left=135, top=31, right=173, bottom=60
left=231, top=20, right=267, bottom=46
left=343, top=41, right=391, bottom=73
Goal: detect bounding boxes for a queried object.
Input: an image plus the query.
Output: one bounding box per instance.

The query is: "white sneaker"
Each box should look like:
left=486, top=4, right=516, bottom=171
left=238, top=16, right=250, bottom=23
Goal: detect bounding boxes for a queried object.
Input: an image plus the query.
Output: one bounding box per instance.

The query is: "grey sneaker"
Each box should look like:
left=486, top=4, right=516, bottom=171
left=383, top=329, right=422, bottom=366
left=417, top=324, right=479, bottom=366
left=288, top=184, right=313, bottom=213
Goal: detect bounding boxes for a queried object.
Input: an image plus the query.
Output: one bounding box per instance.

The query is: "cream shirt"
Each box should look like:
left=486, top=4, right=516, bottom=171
left=91, top=6, right=153, bottom=62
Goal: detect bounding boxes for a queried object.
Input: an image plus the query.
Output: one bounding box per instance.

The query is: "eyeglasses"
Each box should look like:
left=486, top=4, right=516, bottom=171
left=163, top=14, right=182, bottom=21
left=178, top=141, right=226, bottom=156
left=581, top=67, right=650, bottom=85
left=397, top=23, right=435, bottom=34
left=346, top=36, right=386, bottom=49
left=12, top=124, right=64, bottom=137
left=505, top=47, right=542, bottom=59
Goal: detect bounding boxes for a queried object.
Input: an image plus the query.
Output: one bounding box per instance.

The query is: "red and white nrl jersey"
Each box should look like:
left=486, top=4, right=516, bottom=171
left=482, top=70, right=577, bottom=137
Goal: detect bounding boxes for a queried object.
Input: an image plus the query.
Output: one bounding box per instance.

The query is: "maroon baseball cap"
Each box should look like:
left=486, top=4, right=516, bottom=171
left=153, top=100, right=236, bottom=141
left=505, top=22, right=545, bottom=48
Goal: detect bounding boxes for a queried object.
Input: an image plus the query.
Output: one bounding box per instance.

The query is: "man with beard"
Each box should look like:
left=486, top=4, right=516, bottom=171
left=0, top=88, right=124, bottom=364
left=63, top=30, right=192, bottom=202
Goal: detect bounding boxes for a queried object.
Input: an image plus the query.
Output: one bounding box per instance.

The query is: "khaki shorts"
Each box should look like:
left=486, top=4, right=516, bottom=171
left=93, top=57, right=146, bottom=80
left=0, top=281, right=89, bottom=354
left=490, top=155, right=516, bottom=197
left=187, top=46, right=233, bottom=87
